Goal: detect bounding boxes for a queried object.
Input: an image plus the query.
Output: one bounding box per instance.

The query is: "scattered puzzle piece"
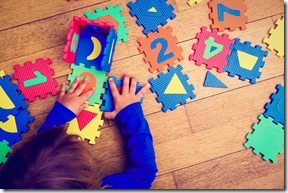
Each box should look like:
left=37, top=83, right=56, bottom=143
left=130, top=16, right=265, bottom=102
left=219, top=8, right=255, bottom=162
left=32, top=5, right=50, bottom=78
left=208, top=0, right=248, bottom=31
left=149, top=65, right=196, bottom=112
left=264, top=84, right=284, bottom=125
left=0, top=70, right=5, bottom=78
left=188, top=0, right=204, bottom=6
left=138, top=26, right=184, bottom=73
left=244, top=114, right=284, bottom=163
left=224, top=39, right=268, bottom=84
left=0, top=140, right=12, bottom=165
left=263, top=16, right=284, bottom=58
left=128, top=0, right=176, bottom=35
left=85, top=4, right=129, bottom=43
left=67, top=104, right=103, bottom=145
left=189, top=27, right=235, bottom=73
left=203, top=71, right=227, bottom=88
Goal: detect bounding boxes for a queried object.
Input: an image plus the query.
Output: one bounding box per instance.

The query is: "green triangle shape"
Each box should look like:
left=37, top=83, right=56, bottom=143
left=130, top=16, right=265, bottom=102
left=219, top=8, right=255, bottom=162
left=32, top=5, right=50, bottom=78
left=203, top=37, right=224, bottom=59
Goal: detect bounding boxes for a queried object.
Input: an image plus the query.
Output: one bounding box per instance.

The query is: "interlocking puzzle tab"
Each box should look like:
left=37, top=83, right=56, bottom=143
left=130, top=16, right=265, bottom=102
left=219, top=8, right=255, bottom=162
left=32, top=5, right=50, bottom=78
left=138, top=26, right=183, bottom=73
left=208, top=0, right=248, bottom=32
left=13, top=58, right=58, bottom=102
left=67, top=63, right=107, bottom=106
left=188, top=0, right=204, bottom=6
left=128, top=0, right=176, bottom=35
left=244, top=114, right=284, bottom=163
left=149, top=65, right=196, bottom=112
left=189, top=27, right=235, bottom=73
left=264, top=84, right=284, bottom=125
left=0, top=140, right=12, bottom=166
left=85, top=4, right=128, bottom=43
left=203, top=71, right=227, bottom=88
left=63, top=16, right=118, bottom=72
left=67, top=104, right=103, bottom=145
left=263, top=16, right=284, bottom=58
left=224, top=39, right=268, bottom=84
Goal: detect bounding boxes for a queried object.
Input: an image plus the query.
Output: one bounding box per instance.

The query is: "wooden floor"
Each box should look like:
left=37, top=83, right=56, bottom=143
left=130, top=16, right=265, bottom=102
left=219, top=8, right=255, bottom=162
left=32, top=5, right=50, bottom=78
left=0, top=0, right=284, bottom=189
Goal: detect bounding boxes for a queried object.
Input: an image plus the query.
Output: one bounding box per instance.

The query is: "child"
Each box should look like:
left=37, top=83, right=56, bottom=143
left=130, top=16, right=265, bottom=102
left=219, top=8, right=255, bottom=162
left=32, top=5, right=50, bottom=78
left=0, top=75, right=158, bottom=189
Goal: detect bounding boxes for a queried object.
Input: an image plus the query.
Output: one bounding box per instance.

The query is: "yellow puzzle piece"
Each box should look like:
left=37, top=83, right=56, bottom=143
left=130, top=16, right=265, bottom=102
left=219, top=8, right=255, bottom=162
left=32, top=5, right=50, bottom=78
left=0, top=70, right=5, bottom=78
left=188, top=0, right=203, bottom=6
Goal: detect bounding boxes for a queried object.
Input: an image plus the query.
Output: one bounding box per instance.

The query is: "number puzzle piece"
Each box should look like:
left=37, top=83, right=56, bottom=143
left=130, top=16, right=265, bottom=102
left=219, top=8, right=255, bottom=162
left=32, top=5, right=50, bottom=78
left=100, top=76, right=143, bottom=112
left=189, top=27, right=235, bottom=73
left=208, top=0, right=248, bottom=32
left=128, top=0, right=176, bottom=35
left=67, top=63, right=107, bottom=106
left=0, top=109, right=34, bottom=147
left=149, top=65, right=196, bottom=112
left=85, top=4, right=129, bottom=43
left=263, top=16, right=284, bottom=58
left=13, top=58, right=58, bottom=102
left=66, top=104, right=103, bottom=145
left=203, top=71, right=227, bottom=88
left=264, top=84, right=284, bottom=125
left=224, top=39, right=268, bottom=84
left=244, top=114, right=284, bottom=163
left=188, top=0, right=204, bottom=6
left=0, top=140, right=12, bottom=166
left=138, top=26, right=184, bottom=73
left=0, top=74, right=27, bottom=122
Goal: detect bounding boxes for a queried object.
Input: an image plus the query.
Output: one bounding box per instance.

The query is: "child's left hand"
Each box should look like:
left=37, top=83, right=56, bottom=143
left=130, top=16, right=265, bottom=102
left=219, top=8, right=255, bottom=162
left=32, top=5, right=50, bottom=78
left=58, top=77, right=95, bottom=115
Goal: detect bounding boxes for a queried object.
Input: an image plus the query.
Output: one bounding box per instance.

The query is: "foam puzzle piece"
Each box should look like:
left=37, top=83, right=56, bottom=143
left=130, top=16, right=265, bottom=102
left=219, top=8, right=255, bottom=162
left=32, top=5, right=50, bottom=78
left=0, top=109, right=34, bottom=147
left=189, top=27, right=235, bottom=73
left=101, top=76, right=143, bottom=112
left=204, top=71, right=227, bottom=88
left=224, top=39, right=268, bottom=84
left=244, top=114, right=284, bottom=163
left=149, top=65, right=196, bottom=112
left=188, top=0, right=203, bottom=6
left=264, top=84, right=284, bottom=125
left=263, top=16, right=284, bottom=58
left=85, top=4, right=129, bottom=43
left=0, top=140, right=12, bottom=165
left=208, top=0, right=248, bottom=32
left=67, top=104, right=103, bottom=145
left=67, top=63, right=107, bottom=106
left=128, top=0, right=176, bottom=35
left=13, top=58, right=58, bottom=102
left=0, top=70, right=5, bottom=78
left=63, top=16, right=117, bottom=72
left=138, top=26, right=184, bottom=73
left=0, top=74, right=28, bottom=122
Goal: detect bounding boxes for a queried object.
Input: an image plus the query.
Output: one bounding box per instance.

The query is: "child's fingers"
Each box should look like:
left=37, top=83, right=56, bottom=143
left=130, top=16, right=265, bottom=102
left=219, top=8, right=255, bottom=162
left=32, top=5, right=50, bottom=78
left=122, top=75, right=130, bottom=94
left=80, top=87, right=95, bottom=101
left=74, top=77, right=89, bottom=96
left=136, top=83, right=151, bottom=98
left=108, top=78, right=120, bottom=98
left=59, top=82, right=66, bottom=98
left=80, top=102, right=89, bottom=111
left=104, top=111, right=117, bottom=120
left=129, top=77, right=137, bottom=94
left=68, top=77, right=80, bottom=93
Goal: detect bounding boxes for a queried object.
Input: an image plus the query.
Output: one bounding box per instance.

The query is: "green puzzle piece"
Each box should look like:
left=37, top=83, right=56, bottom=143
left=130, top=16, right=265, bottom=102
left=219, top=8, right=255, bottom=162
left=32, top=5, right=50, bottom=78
left=244, top=114, right=284, bottom=163
left=23, top=71, right=47, bottom=87
left=0, top=140, right=12, bottom=165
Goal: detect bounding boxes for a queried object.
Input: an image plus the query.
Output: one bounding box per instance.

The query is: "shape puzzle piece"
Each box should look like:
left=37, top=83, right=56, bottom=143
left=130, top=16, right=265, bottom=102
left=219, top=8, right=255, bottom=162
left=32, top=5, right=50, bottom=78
left=0, top=109, right=34, bottom=147
left=138, top=26, right=184, bottom=73
left=263, top=16, right=284, bottom=58
left=264, top=84, right=284, bottom=125
left=189, top=27, right=234, bottom=73
left=0, top=70, right=5, bottom=78
left=67, top=63, right=107, bottom=106
left=149, top=65, right=196, bottom=112
left=0, top=140, right=12, bottom=165
left=203, top=71, right=227, bottom=88
left=208, top=0, right=248, bottom=32
left=67, top=104, right=103, bottom=145
left=13, top=58, right=58, bottom=102
left=101, top=76, right=143, bottom=112
left=128, top=0, right=176, bottom=35
left=85, top=4, right=129, bottom=43
left=244, top=114, right=284, bottom=163
left=224, top=39, right=268, bottom=84
left=188, top=0, right=204, bottom=6
left=0, top=74, right=27, bottom=122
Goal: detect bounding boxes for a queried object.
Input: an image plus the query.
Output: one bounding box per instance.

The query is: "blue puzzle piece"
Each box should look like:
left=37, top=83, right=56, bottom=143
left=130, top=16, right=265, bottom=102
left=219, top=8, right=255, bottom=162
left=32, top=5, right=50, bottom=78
left=149, top=65, right=196, bottom=112
left=0, top=75, right=28, bottom=122
left=264, top=84, right=284, bottom=125
left=101, top=76, right=143, bottom=112
left=127, top=0, right=176, bottom=35
left=203, top=71, right=228, bottom=88
left=224, top=39, right=268, bottom=84
left=0, top=108, right=34, bottom=147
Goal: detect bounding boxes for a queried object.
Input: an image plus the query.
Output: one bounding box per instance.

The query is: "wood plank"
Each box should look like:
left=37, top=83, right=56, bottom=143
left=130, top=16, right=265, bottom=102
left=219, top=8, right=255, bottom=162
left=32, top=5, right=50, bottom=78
left=173, top=150, right=284, bottom=189
left=152, top=173, right=177, bottom=189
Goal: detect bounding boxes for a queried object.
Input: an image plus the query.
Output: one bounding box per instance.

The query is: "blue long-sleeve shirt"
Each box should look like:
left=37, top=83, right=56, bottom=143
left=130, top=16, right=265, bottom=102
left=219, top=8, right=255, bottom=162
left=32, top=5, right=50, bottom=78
left=38, top=101, right=158, bottom=189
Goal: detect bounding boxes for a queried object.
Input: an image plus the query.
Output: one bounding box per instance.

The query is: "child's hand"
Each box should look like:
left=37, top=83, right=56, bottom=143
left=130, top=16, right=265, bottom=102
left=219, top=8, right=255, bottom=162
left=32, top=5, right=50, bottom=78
left=58, top=77, right=95, bottom=115
left=104, top=75, right=150, bottom=120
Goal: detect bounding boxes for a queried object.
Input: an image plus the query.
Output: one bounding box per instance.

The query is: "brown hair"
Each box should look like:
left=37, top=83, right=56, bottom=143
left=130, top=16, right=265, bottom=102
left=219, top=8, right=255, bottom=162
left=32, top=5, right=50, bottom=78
left=0, top=125, right=99, bottom=189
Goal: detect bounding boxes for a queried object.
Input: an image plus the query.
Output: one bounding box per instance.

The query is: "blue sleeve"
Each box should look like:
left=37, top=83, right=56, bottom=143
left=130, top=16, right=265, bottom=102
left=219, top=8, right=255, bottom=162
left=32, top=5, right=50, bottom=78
left=101, top=102, right=158, bottom=189
left=37, top=101, right=76, bottom=133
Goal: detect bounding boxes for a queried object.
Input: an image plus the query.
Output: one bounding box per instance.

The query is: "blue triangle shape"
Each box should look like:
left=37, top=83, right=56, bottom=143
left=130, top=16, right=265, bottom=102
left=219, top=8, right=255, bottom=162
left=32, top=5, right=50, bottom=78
left=210, top=46, right=217, bottom=53
left=203, top=71, right=228, bottom=88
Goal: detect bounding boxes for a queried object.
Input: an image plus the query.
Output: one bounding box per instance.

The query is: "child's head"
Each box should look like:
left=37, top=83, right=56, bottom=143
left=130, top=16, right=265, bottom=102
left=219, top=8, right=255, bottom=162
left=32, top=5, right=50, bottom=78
left=0, top=126, right=97, bottom=189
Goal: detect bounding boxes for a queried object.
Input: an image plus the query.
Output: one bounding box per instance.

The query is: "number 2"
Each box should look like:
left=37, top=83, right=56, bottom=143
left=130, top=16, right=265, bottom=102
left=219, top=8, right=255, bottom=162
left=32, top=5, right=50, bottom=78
left=150, top=38, right=174, bottom=63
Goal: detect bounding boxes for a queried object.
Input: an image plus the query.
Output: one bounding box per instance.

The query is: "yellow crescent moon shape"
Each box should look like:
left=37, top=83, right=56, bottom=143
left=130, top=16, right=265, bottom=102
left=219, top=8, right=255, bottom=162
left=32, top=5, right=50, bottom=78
left=0, top=86, right=15, bottom=109
left=87, top=37, right=102, bottom=61
left=0, top=114, right=17, bottom=133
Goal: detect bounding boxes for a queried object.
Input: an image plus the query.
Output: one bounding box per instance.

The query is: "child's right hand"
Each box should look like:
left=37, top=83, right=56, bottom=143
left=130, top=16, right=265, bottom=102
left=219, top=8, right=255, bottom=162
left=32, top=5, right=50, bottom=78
left=104, top=75, right=150, bottom=120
